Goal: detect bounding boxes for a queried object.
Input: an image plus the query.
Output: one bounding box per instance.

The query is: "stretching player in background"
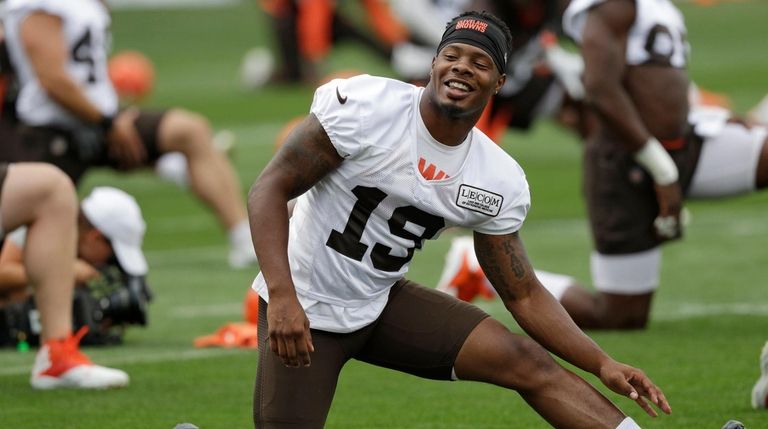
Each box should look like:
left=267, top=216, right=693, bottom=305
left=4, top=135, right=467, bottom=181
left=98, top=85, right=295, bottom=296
left=435, top=0, right=768, bottom=332
left=546, top=0, right=768, bottom=329
left=1, top=0, right=256, bottom=268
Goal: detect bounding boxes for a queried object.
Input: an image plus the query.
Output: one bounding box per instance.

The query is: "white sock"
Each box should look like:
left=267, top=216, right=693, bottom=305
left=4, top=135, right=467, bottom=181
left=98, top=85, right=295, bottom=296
left=228, top=219, right=251, bottom=248
left=155, top=152, right=189, bottom=188
left=616, top=417, right=641, bottom=429
left=534, top=269, right=576, bottom=301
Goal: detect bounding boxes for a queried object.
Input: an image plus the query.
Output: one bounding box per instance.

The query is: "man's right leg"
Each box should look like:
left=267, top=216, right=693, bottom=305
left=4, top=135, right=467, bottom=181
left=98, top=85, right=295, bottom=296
left=0, top=163, right=129, bottom=389
left=1, top=163, right=78, bottom=340
left=570, top=136, right=669, bottom=331
left=254, top=298, right=367, bottom=428
left=152, top=110, right=256, bottom=268
left=557, top=248, right=660, bottom=330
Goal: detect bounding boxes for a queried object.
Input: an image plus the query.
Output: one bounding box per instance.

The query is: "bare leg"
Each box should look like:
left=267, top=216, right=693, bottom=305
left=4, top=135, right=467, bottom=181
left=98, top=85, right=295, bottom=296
left=455, top=318, right=627, bottom=428
left=156, top=109, right=247, bottom=229
left=560, top=288, right=653, bottom=330
left=0, top=163, right=77, bottom=341
left=535, top=268, right=654, bottom=330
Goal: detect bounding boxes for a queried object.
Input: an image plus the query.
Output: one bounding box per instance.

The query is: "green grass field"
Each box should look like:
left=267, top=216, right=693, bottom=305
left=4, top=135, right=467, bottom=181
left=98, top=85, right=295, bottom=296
left=1, top=1, right=767, bottom=428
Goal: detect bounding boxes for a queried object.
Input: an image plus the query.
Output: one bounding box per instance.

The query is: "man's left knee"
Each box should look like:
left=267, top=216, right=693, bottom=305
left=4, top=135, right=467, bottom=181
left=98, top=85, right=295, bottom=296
left=160, top=109, right=212, bottom=151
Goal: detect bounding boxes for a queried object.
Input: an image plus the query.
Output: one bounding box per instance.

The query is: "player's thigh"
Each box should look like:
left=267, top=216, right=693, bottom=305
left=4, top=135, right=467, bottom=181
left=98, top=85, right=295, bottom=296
left=254, top=298, right=362, bottom=428
left=132, top=110, right=167, bottom=162
left=583, top=139, right=659, bottom=254
left=153, top=108, right=210, bottom=154
left=0, top=163, right=75, bottom=232
left=454, top=317, right=563, bottom=390
left=688, top=123, right=767, bottom=198
left=355, top=279, right=488, bottom=381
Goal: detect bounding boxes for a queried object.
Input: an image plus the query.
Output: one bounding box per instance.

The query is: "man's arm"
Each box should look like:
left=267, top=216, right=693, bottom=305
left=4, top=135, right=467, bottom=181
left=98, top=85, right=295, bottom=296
left=581, top=0, right=682, bottom=236
left=0, top=237, right=100, bottom=292
left=580, top=0, right=648, bottom=150
left=474, top=231, right=671, bottom=416
left=247, top=113, right=343, bottom=368
left=0, top=239, right=28, bottom=292
left=20, top=12, right=145, bottom=167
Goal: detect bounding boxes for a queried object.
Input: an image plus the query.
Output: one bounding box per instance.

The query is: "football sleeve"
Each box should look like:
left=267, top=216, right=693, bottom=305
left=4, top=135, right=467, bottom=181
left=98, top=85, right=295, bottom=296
left=310, top=76, right=370, bottom=159
left=474, top=185, right=530, bottom=236
left=472, top=155, right=531, bottom=236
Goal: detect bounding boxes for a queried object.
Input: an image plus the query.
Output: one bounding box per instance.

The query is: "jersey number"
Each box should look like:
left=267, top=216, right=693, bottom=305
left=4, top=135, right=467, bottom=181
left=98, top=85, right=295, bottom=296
left=643, top=24, right=687, bottom=66
left=326, top=185, right=445, bottom=272
left=72, top=29, right=96, bottom=83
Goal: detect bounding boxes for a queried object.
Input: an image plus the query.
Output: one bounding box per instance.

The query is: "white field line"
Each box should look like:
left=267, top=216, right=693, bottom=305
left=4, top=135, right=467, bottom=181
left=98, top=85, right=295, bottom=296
left=170, top=298, right=768, bottom=320
left=655, top=302, right=768, bottom=321
left=0, top=347, right=246, bottom=376
left=144, top=245, right=226, bottom=264
left=170, top=302, right=243, bottom=318
left=108, top=0, right=242, bottom=10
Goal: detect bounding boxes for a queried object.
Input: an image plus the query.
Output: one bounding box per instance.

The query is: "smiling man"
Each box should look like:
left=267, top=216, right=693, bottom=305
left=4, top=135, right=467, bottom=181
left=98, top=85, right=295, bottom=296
left=247, top=10, right=669, bottom=429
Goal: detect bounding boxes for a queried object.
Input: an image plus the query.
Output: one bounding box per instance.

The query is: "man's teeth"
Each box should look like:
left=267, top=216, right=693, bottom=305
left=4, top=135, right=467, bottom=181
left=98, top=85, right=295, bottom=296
left=448, top=81, right=469, bottom=91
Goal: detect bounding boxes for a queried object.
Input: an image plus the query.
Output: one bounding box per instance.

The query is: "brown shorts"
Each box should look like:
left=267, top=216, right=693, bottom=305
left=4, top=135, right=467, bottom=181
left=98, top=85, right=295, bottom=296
left=2, top=110, right=166, bottom=184
left=253, top=279, right=489, bottom=428
left=584, top=130, right=702, bottom=254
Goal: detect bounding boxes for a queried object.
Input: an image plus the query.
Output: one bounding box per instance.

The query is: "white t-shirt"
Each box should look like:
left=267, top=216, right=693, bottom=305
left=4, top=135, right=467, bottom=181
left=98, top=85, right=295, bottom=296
left=563, top=0, right=689, bottom=68
left=251, top=74, right=530, bottom=333
left=3, top=0, right=117, bottom=128
left=415, top=111, right=470, bottom=181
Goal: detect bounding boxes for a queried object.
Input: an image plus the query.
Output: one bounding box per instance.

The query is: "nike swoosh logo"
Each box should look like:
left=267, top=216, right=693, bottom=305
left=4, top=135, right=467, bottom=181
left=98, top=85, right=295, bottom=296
left=336, top=87, right=348, bottom=104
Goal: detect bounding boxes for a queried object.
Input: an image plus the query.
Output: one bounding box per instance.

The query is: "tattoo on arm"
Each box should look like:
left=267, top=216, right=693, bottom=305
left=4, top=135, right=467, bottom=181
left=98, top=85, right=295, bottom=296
left=475, top=232, right=534, bottom=302
left=274, top=114, right=344, bottom=199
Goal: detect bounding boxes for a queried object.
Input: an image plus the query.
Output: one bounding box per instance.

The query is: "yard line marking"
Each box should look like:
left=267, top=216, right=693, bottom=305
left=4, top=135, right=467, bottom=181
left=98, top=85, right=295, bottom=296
left=473, top=300, right=768, bottom=321
left=0, top=348, right=246, bottom=377
left=109, top=0, right=241, bottom=10
left=171, top=302, right=243, bottom=318
left=655, top=302, right=768, bottom=320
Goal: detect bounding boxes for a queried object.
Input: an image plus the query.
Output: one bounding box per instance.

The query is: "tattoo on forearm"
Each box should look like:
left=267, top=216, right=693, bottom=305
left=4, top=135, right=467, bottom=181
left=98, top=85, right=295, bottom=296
left=501, top=240, right=526, bottom=279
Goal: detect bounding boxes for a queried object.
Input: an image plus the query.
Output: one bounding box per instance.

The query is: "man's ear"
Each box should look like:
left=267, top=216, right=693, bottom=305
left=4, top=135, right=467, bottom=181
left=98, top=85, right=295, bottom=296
left=495, top=74, right=506, bottom=95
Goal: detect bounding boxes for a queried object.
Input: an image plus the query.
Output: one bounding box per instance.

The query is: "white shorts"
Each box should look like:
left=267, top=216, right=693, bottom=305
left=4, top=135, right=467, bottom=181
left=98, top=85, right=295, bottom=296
left=688, top=122, right=767, bottom=198
left=591, top=247, right=661, bottom=295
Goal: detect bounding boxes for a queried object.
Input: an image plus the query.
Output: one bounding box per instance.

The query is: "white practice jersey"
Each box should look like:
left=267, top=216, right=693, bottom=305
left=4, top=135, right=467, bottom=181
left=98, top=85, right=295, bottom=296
left=252, top=75, right=530, bottom=333
left=563, top=0, right=689, bottom=68
left=3, top=0, right=117, bottom=128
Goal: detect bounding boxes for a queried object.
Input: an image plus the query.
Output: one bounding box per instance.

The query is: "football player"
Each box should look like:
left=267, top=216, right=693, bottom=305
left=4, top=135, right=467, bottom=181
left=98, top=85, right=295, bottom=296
left=0, top=0, right=256, bottom=268
left=248, top=11, right=669, bottom=428
left=550, top=0, right=768, bottom=329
